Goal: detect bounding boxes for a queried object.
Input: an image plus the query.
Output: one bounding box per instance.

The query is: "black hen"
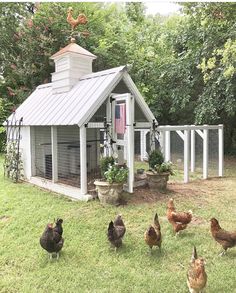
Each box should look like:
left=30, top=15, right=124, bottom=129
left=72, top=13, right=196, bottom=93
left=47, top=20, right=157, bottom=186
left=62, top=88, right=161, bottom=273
left=107, top=214, right=126, bottom=250
left=40, top=223, right=64, bottom=259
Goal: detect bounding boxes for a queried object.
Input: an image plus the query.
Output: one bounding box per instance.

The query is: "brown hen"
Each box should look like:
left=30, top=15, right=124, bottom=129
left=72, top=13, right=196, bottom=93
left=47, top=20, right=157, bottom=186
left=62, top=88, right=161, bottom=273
left=144, top=213, right=162, bottom=252
left=210, top=217, right=236, bottom=256
left=167, top=198, right=192, bottom=235
left=187, top=246, right=207, bottom=293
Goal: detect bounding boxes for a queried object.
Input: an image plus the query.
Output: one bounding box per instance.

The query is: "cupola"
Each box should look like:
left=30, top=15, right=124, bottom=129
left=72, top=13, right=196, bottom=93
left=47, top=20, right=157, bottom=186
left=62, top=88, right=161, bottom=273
left=50, top=38, right=97, bottom=94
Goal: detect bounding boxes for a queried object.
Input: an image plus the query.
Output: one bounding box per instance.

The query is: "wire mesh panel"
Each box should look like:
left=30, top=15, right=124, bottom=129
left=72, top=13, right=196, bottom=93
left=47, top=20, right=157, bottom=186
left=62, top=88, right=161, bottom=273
left=34, top=126, right=52, bottom=179
left=170, top=131, right=184, bottom=174
left=57, top=126, right=80, bottom=187
left=87, top=128, right=102, bottom=188
left=195, top=131, right=203, bottom=175
left=158, top=126, right=222, bottom=182
left=208, top=129, right=219, bottom=177
left=134, top=130, right=150, bottom=173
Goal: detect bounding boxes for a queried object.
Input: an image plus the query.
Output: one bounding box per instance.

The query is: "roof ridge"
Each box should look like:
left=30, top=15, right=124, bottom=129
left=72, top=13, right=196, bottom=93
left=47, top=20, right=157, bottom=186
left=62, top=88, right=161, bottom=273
left=37, top=83, right=52, bottom=89
left=80, top=65, right=127, bottom=80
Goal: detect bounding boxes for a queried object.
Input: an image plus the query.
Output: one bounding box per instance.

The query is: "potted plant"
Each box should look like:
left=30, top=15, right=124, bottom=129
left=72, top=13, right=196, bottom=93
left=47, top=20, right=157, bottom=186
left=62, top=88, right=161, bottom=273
left=100, top=156, right=115, bottom=177
left=146, top=149, right=173, bottom=192
left=94, top=158, right=128, bottom=205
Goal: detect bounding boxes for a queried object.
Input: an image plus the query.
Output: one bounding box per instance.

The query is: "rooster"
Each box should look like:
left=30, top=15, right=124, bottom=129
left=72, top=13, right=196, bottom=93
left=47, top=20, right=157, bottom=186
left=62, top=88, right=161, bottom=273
left=144, top=213, right=162, bottom=252
left=40, top=223, right=64, bottom=259
left=167, top=198, right=192, bottom=235
left=107, top=214, right=126, bottom=250
left=187, top=246, right=207, bottom=293
left=67, top=7, right=88, bottom=30
left=210, top=218, right=236, bottom=256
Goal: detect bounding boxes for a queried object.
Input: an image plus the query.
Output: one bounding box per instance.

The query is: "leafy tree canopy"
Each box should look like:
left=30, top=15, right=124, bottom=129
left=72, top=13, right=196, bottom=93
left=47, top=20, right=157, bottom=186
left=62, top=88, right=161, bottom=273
left=0, top=2, right=236, bottom=151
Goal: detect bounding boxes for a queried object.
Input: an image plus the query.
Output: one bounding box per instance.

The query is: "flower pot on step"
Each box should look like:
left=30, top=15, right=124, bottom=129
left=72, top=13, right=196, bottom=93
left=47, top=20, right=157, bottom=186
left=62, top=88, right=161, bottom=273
left=94, top=180, right=124, bottom=205
left=146, top=171, right=170, bottom=192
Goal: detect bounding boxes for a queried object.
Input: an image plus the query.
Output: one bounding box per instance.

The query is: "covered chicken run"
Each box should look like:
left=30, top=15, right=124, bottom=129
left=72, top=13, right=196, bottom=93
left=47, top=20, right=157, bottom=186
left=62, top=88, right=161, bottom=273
left=6, top=39, right=157, bottom=200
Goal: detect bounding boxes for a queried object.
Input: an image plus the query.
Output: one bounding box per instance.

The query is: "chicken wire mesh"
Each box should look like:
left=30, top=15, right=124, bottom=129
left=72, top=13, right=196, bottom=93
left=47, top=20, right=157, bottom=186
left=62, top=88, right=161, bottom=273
left=207, top=129, right=219, bottom=177
left=168, top=128, right=219, bottom=180
left=170, top=131, right=184, bottom=177
left=34, top=126, right=52, bottom=179
left=32, top=125, right=221, bottom=190
left=33, top=126, right=103, bottom=188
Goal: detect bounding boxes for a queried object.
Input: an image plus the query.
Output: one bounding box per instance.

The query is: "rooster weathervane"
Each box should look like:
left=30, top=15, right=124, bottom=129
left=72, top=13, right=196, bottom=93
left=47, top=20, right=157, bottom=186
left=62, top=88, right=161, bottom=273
left=67, top=7, right=89, bottom=40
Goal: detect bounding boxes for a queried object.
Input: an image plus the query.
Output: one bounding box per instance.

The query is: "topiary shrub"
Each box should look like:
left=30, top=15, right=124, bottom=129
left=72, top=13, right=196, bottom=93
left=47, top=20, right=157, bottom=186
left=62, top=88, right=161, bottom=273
left=100, top=156, right=115, bottom=177
left=148, top=149, right=164, bottom=170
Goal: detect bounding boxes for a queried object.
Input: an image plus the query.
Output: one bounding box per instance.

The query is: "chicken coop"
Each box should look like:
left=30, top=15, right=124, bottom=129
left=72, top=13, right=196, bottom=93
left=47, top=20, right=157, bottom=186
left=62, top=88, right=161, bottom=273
left=5, top=40, right=156, bottom=200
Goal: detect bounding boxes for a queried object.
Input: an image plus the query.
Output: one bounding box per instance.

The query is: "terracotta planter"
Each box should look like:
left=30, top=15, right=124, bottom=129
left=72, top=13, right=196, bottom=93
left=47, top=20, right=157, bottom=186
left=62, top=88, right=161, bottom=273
left=94, top=180, right=124, bottom=205
left=146, top=171, right=170, bottom=192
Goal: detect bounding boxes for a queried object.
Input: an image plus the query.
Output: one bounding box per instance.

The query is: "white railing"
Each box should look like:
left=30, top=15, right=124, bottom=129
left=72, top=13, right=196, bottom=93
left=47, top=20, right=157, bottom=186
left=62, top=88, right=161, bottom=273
left=136, top=124, right=224, bottom=183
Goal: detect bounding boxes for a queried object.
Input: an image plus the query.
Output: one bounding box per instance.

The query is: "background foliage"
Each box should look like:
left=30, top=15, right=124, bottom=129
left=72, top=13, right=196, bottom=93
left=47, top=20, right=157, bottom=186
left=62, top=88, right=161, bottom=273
left=0, top=2, right=235, bottom=152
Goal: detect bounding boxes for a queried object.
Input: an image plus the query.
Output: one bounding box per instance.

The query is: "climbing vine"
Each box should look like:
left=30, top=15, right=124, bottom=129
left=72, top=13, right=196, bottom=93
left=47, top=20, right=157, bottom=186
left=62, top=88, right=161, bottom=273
left=4, top=141, right=24, bottom=182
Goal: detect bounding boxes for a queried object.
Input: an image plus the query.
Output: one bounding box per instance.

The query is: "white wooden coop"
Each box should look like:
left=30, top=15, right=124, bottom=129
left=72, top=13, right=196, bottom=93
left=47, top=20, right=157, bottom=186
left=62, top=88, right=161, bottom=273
left=6, top=40, right=156, bottom=200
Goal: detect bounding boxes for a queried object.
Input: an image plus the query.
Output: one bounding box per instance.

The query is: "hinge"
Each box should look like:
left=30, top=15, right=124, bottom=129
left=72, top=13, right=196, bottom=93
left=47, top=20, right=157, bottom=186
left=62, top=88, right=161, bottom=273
left=110, top=96, right=115, bottom=103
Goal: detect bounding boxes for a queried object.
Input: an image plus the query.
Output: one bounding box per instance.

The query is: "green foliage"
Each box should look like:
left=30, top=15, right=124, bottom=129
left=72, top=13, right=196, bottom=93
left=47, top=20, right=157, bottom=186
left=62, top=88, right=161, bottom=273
left=4, top=141, right=24, bottom=182
left=104, top=164, right=128, bottom=184
left=100, top=156, right=115, bottom=177
left=148, top=149, right=164, bottom=169
left=154, top=161, right=174, bottom=175
left=0, top=2, right=236, bottom=151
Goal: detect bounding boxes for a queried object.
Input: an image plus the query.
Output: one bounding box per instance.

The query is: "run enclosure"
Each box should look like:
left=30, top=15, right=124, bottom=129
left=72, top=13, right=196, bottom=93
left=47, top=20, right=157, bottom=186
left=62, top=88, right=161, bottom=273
left=31, top=123, right=223, bottom=192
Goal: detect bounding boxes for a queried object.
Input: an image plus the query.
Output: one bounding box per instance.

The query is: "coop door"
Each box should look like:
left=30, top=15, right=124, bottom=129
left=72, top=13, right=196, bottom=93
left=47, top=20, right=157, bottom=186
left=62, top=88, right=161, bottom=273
left=112, top=93, right=134, bottom=193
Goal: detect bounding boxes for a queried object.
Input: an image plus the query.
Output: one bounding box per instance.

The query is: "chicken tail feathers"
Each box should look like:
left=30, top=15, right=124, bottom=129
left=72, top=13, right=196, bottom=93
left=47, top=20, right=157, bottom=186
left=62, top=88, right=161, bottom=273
left=107, top=221, right=114, bottom=240
left=191, top=246, right=197, bottom=261
left=154, top=213, right=161, bottom=231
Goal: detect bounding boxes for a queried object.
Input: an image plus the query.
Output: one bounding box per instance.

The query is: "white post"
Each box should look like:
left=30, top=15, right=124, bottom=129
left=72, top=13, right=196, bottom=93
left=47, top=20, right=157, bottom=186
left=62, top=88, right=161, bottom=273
left=159, top=130, right=165, bottom=154
left=184, top=128, right=190, bottom=183
left=144, top=130, right=148, bottom=159
left=51, top=126, right=58, bottom=182
left=80, top=125, right=87, bottom=195
left=190, top=128, right=195, bottom=172
left=106, top=98, right=112, bottom=156
left=30, top=127, right=36, bottom=176
left=203, top=126, right=209, bottom=179
left=218, top=124, right=224, bottom=177
left=165, top=128, right=171, bottom=162
left=140, top=130, right=145, bottom=161
left=126, top=94, right=134, bottom=193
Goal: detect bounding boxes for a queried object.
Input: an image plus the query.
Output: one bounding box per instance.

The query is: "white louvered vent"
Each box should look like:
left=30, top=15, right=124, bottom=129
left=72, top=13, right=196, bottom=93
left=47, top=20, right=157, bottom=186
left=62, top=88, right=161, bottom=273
left=50, top=40, right=96, bottom=94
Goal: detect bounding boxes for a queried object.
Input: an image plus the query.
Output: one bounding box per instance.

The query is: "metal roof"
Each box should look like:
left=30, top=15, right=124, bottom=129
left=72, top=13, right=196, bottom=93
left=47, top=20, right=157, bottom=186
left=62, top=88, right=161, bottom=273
left=6, top=65, right=155, bottom=127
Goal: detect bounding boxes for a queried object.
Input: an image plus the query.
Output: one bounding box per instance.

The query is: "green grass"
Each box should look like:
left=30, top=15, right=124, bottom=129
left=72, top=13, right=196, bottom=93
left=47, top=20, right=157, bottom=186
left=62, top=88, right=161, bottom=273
left=0, top=156, right=236, bottom=293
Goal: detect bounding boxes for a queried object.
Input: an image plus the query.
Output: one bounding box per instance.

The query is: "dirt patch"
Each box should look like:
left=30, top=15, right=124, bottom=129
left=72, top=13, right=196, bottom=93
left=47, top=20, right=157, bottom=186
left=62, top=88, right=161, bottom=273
left=0, top=215, right=10, bottom=222
left=126, top=176, right=227, bottom=206
left=190, top=215, right=207, bottom=226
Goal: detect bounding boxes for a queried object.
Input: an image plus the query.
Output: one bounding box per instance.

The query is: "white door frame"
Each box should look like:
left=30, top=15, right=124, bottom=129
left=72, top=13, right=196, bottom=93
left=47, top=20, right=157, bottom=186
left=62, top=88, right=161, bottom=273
left=111, top=93, right=134, bottom=193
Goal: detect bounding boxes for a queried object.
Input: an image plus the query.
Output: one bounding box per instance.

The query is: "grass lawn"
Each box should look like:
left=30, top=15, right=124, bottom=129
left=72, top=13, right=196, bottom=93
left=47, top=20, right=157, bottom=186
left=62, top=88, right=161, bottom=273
left=0, top=155, right=236, bottom=293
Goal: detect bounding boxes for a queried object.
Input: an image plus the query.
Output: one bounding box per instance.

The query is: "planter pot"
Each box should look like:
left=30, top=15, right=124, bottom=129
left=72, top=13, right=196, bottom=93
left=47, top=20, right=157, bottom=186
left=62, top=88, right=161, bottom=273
left=146, top=171, right=170, bottom=192
left=94, top=180, right=124, bottom=205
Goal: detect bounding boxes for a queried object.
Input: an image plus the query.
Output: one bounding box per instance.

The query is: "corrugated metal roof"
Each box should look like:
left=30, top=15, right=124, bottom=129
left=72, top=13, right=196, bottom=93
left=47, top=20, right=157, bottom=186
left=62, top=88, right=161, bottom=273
left=6, top=66, right=127, bottom=126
